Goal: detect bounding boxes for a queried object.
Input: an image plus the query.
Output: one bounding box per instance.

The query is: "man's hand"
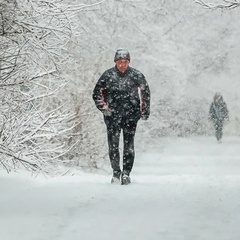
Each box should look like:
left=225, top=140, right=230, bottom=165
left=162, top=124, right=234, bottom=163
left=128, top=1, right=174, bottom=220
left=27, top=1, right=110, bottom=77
left=98, top=98, right=108, bottom=109
left=98, top=98, right=112, bottom=116
left=141, top=114, right=149, bottom=120
left=140, top=101, right=149, bottom=120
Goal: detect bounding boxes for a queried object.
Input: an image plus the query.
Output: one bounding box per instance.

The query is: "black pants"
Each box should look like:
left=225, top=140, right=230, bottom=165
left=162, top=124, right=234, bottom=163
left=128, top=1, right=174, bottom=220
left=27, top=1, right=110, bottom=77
left=105, top=116, right=138, bottom=176
left=214, top=120, right=223, bottom=141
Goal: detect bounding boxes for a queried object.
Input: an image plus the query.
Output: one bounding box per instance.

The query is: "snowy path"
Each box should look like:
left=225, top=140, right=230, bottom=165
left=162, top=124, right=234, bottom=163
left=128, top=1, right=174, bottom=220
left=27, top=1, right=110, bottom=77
left=1, top=136, right=240, bottom=240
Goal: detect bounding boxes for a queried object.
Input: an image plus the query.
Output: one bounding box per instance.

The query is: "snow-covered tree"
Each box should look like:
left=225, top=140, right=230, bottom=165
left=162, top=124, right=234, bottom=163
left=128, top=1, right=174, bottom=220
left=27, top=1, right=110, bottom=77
left=0, top=0, right=97, bottom=174
left=67, top=0, right=240, bottom=158
left=2, top=0, right=239, bottom=174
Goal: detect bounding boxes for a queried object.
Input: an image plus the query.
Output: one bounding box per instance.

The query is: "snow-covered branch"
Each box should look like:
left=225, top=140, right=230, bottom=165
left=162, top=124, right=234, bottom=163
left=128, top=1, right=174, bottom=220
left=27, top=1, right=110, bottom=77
left=0, top=0, right=102, bottom=174
left=194, top=0, right=240, bottom=9
left=64, top=0, right=106, bottom=12
left=0, top=146, right=41, bottom=172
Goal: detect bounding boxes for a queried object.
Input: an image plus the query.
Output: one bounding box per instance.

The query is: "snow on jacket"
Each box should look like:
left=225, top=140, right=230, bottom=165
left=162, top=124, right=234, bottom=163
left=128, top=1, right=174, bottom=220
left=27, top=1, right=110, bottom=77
left=209, top=100, right=229, bottom=122
left=92, top=65, right=150, bottom=121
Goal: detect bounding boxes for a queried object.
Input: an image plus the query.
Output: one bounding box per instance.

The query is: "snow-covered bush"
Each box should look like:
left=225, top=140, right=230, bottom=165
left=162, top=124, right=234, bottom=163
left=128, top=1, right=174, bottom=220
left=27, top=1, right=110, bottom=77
left=0, top=0, right=80, bottom=173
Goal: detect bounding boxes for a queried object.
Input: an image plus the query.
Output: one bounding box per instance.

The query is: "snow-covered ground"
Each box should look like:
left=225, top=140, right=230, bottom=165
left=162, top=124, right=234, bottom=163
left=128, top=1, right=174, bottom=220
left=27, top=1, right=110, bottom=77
left=1, top=136, right=240, bottom=240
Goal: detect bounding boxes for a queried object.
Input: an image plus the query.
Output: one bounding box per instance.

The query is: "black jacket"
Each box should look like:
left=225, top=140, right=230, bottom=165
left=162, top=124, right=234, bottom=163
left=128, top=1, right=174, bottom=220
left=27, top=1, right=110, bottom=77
left=209, top=100, right=229, bottom=122
left=93, top=66, right=150, bottom=121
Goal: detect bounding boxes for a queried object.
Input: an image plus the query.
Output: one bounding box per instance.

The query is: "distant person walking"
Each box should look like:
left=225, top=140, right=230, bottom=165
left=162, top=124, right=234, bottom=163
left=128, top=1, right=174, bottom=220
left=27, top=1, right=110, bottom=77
left=209, top=93, right=229, bottom=142
left=92, top=48, right=151, bottom=185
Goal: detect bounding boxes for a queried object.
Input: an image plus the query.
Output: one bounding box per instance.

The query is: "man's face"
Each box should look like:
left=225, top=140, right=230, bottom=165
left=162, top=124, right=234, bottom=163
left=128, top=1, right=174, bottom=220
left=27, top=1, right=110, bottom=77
left=115, top=59, right=129, bottom=73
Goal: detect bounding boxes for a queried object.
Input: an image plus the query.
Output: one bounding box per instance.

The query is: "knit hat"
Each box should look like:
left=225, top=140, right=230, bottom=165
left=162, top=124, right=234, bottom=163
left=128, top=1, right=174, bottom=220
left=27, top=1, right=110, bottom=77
left=114, top=48, right=130, bottom=62
left=214, top=92, right=223, bottom=102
